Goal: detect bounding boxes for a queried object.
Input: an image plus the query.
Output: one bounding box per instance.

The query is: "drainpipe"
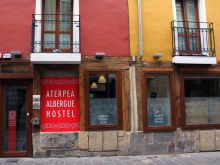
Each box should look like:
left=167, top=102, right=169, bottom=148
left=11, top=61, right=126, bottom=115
left=130, top=66, right=138, bottom=132
left=138, top=0, right=143, bottom=61
left=130, top=0, right=143, bottom=133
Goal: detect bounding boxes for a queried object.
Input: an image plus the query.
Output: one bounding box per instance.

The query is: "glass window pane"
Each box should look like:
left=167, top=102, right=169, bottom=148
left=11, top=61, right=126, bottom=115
left=147, top=76, right=171, bottom=126
left=60, top=0, right=71, bottom=31
left=44, top=0, right=56, bottom=14
left=4, top=86, right=27, bottom=152
left=60, top=16, right=71, bottom=32
left=44, top=15, right=56, bottom=31
left=176, top=1, right=184, bottom=25
left=59, top=34, right=71, bottom=49
left=44, top=33, right=55, bottom=49
left=178, top=36, right=186, bottom=50
left=89, top=73, right=118, bottom=125
left=60, top=0, right=71, bottom=15
left=185, top=76, right=220, bottom=125
left=186, top=0, right=197, bottom=23
left=189, top=36, right=198, bottom=51
left=43, top=0, right=73, bottom=50
left=44, top=0, right=56, bottom=31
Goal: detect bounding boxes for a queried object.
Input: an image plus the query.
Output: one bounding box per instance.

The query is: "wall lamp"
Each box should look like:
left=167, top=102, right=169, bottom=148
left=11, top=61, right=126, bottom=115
left=95, top=52, right=105, bottom=60
left=11, top=51, right=23, bottom=58
left=152, top=53, right=164, bottom=59
left=98, top=75, right=106, bottom=83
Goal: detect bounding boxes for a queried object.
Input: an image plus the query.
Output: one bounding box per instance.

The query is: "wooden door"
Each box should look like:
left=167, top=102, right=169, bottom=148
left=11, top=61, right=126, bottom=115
left=0, top=81, right=32, bottom=157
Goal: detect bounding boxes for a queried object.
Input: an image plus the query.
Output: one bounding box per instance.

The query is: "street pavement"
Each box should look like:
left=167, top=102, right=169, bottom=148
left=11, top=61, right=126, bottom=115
left=0, top=152, right=220, bottom=165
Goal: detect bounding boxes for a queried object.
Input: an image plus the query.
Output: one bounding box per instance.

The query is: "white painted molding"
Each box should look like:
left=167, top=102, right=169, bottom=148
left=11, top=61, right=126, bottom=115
left=31, top=53, right=81, bottom=64
left=172, top=0, right=177, bottom=21
left=172, top=56, right=217, bottom=65
left=35, top=0, right=42, bottom=15
left=198, top=0, right=207, bottom=22
left=73, top=0, right=80, bottom=53
left=34, top=0, right=42, bottom=52
left=73, top=0, right=79, bottom=15
left=172, top=0, right=179, bottom=55
left=198, top=0, right=209, bottom=56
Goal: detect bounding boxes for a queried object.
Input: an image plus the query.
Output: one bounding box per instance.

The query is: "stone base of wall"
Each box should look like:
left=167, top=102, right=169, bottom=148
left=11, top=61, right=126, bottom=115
left=32, top=129, right=220, bottom=158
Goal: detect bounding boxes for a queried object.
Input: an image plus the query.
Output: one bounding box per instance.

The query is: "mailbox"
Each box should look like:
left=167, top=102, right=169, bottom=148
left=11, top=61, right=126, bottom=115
left=33, top=95, right=40, bottom=110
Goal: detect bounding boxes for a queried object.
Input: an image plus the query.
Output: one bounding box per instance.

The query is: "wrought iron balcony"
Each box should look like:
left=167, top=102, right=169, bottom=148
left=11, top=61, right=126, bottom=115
left=31, top=14, right=80, bottom=53
left=171, top=21, right=215, bottom=57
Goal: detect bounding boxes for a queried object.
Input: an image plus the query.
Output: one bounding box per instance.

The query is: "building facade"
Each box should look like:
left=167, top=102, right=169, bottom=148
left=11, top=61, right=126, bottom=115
left=0, top=0, right=220, bottom=158
left=0, top=0, right=131, bottom=157
left=129, top=0, right=220, bottom=154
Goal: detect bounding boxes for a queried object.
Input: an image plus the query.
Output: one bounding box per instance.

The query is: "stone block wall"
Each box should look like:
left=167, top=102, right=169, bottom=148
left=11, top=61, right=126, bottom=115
left=32, top=129, right=220, bottom=157
left=33, top=131, right=130, bottom=157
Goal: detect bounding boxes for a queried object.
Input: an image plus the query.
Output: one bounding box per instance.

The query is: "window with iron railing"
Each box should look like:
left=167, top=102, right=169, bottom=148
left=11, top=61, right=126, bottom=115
left=172, top=0, right=215, bottom=57
left=172, top=21, right=215, bottom=56
left=32, top=0, right=80, bottom=53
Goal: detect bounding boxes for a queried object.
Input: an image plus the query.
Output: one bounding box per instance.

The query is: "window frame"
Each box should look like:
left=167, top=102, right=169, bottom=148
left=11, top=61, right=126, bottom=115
left=142, top=71, right=176, bottom=132
left=181, top=71, right=220, bottom=129
left=85, top=69, right=123, bottom=131
left=176, top=0, right=201, bottom=53
left=42, top=0, right=73, bottom=52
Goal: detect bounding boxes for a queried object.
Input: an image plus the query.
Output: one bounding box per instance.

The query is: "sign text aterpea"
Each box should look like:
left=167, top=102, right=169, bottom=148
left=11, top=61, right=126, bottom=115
left=41, top=77, right=80, bottom=132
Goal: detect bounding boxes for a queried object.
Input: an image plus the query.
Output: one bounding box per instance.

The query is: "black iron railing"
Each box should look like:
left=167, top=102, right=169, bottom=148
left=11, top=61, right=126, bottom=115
left=171, top=21, right=215, bottom=56
left=31, top=14, right=80, bottom=53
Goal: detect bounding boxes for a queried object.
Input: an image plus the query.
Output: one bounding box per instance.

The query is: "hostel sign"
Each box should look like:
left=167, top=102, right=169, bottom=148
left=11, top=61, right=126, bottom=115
left=41, top=77, right=80, bottom=132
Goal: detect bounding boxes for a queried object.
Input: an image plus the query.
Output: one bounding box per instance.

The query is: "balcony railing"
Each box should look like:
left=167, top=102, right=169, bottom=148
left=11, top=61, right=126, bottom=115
left=171, top=21, right=215, bottom=57
left=31, top=14, right=80, bottom=53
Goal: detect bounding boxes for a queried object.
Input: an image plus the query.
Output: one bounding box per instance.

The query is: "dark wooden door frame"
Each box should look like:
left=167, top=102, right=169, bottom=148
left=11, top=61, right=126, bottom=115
left=0, top=80, right=32, bottom=157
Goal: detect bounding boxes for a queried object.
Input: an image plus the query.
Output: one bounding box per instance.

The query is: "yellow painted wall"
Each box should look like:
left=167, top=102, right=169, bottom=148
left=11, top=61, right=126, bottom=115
left=206, top=0, right=220, bottom=61
left=128, top=0, right=173, bottom=62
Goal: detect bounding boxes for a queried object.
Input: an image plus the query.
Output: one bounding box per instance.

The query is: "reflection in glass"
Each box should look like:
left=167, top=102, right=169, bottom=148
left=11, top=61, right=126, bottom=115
left=147, top=76, right=171, bottom=126
left=176, top=0, right=199, bottom=53
left=185, top=76, right=220, bottom=125
left=178, top=36, right=186, bottom=50
left=59, top=34, right=71, bottom=49
left=89, top=73, right=117, bottom=125
left=43, top=0, right=72, bottom=51
left=4, top=86, right=27, bottom=152
left=186, top=0, right=197, bottom=23
left=44, top=33, right=55, bottom=49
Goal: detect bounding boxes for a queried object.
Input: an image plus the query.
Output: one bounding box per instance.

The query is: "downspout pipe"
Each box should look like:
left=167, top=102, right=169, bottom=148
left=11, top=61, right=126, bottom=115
left=138, top=0, right=143, bottom=61
left=129, top=0, right=143, bottom=133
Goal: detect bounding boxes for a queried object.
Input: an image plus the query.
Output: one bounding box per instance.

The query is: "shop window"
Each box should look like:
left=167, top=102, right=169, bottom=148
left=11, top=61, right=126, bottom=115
left=183, top=76, right=220, bottom=128
left=85, top=71, right=122, bottom=130
left=143, top=73, right=175, bottom=131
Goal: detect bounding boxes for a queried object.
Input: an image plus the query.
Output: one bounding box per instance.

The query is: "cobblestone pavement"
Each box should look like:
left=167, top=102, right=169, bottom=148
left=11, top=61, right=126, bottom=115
left=0, top=152, right=220, bottom=165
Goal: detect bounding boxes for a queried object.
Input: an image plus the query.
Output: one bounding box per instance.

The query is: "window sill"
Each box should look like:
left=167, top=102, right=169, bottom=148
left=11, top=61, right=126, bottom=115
left=30, top=52, right=81, bottom=64
left=172, top=55, right=217, bottom=65
left=86, top=125, right=123, bottom=131
left=182, top=124, right=220, bottom=130
left=143, top=126, right=176, bottom=132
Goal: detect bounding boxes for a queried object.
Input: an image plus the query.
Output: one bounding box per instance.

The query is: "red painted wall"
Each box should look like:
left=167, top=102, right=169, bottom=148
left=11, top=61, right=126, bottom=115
left=80, top=0, right=130, bottom=56
left=0, top=1, right=35, bottom=56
